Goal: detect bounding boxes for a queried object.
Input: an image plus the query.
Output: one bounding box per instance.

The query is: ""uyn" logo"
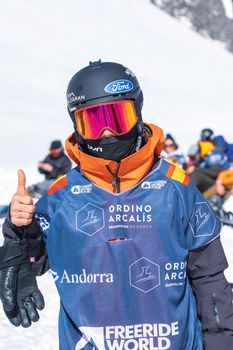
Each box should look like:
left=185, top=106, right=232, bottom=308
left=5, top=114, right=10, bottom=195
left=87, top=144, right=103, bottom=152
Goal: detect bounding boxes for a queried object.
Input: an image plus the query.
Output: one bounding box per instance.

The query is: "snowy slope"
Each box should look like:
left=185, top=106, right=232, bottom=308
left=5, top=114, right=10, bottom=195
left=0, top=1, right=233, bottom=349
left=0, top=0, right=233, bottom=169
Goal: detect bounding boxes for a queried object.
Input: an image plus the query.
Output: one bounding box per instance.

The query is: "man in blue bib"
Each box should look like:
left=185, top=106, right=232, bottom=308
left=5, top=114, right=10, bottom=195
left=1, top=60, right=233, bottom=349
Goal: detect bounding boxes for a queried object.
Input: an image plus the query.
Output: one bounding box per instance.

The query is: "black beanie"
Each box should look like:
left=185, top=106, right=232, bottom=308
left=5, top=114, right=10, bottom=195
left=50, top=140, right=62, bottom=150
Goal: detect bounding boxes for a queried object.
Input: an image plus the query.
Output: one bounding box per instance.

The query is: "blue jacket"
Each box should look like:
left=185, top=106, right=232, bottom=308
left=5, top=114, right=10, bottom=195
left=199, top=148, right=229, bottom=170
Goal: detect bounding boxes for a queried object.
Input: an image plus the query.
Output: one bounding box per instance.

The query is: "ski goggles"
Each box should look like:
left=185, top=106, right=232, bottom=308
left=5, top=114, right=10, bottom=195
left=74, top=100, right=138, bottom=139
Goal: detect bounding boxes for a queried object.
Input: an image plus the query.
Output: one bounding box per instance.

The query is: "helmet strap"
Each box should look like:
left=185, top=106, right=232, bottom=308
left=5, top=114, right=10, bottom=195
left=135, top=119, right=150, bottom=151
left=74, top=129, right=85, bottom=151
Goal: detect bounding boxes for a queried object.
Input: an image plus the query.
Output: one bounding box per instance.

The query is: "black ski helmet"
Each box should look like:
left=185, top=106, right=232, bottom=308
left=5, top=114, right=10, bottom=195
left=200, top=128, right=214, bottom=141
left=66, top=60, right=144, bottom=134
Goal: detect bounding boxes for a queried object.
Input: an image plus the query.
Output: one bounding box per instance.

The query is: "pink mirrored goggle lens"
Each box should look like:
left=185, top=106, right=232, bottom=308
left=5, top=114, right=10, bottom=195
left=74, top=100, right=137, bottom=139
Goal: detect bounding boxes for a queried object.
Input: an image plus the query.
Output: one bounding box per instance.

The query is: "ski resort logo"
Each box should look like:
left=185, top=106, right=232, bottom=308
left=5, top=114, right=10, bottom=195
left=71, top=184, right=92, bottom=194
left=104, top=79, right=134, bottom=94
left=76, top=203, right=105, bottom=236
left=189, top=202, right=216, bottom=237
left=76, top=323, right=180, bottom=349
left=129, top=257, right=160, bottom=293
left=141, top=180, right=167, bottom=189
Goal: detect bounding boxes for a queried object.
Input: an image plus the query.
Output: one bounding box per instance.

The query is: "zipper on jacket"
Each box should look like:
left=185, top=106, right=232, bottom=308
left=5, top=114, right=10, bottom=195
left=212, top=292, right=221, bottom=330
left=106, top=161, right=121, bottom=193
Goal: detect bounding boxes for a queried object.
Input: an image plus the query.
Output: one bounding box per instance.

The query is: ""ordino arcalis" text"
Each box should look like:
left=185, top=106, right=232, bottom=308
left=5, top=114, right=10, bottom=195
left=108, top=204, right=152, bottom=223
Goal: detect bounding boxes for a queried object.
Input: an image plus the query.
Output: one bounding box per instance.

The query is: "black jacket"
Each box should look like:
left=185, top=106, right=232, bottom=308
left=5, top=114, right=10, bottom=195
left=38, top=153, right=72, bottom=180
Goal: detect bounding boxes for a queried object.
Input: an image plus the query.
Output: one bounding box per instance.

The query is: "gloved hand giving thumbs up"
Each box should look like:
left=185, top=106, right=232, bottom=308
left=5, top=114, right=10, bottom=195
left=0, top=169, right=45, bottom=327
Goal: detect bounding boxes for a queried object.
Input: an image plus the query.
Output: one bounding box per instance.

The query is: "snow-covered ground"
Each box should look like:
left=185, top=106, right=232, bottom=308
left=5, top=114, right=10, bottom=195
left=0, top=0, right=233, bottom=349
left=0, top=272, right=59, bottom=350
left=222, top=0, right=233, bottom=18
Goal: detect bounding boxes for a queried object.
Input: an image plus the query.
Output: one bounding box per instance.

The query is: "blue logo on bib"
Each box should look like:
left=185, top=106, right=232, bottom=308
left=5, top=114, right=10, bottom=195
left=104, top=80, right=134, bottom=94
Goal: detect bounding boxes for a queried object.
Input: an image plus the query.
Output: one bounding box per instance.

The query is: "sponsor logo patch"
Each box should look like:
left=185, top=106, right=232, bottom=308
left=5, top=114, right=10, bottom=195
left=104, top=79, right=134, bottom=94
left=71, top=184, right=92, bottom=194
left=141, top=180, right=167, bottom=190
left=67, top=92, right=85, bottom=104
left=87, top=144, right=103, bottom=152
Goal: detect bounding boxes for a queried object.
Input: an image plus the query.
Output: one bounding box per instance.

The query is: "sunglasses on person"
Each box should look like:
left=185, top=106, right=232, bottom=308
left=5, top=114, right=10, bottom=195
left=74, top=100, right=138, bottom=140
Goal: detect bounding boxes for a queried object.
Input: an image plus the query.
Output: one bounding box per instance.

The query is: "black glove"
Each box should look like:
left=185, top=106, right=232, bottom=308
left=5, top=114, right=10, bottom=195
left=0, top=239, right=45, bottom=327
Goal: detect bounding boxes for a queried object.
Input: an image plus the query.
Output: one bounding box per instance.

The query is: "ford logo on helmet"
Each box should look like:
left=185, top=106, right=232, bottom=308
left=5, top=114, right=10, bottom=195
left=104, top=79, right=134, bottom=94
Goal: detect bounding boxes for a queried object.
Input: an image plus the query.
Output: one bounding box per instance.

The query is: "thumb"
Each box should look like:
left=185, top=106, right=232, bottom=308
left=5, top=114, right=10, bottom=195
left=17, top=169, right=27, bottom=196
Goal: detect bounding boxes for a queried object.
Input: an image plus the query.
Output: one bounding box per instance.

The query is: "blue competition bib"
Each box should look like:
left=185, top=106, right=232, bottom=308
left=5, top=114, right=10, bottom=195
left=36, top=160, right=221, bottom=350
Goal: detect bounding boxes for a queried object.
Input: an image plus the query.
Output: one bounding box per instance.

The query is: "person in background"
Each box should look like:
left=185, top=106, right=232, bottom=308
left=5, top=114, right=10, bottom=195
left=216, top=169, right=233, bottom=197
left=213, top=135, right=233, bottom=166
left=162, top=133, right=186, bottom=169
left=28, top=140, right=72, bottom=197
left=0, top=60, right=233, bottom=350
left=200, top=128, right=214, bottom=143
left=201, top=130, right=233, bottom=168
left=198, top=132, right=233, bottom=226
left=186, top=140, right=229, bottom=193
left=208, top=168, right=233, bottom=228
